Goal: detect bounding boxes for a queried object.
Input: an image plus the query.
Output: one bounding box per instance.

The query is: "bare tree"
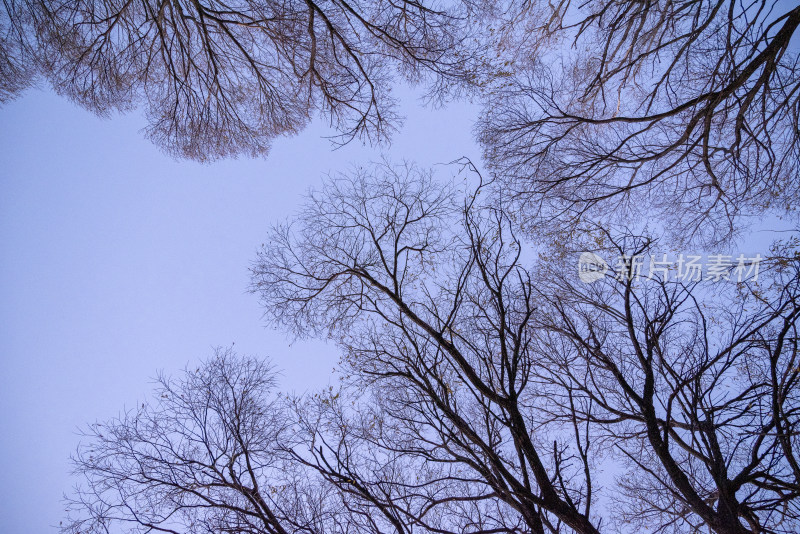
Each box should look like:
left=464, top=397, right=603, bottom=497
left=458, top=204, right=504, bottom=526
left=16, top=0, right=483, bottom=160
left=534, top=231, right=800, bottom=533
left=1, top=0, right=37, bottom=102
left=63, top=348, right=339, bottom=534
left=64, top=161, right=800, bottom=533
left=477, top=0, right=800, bottom=246
left=250, top=161, right=800, bottom=533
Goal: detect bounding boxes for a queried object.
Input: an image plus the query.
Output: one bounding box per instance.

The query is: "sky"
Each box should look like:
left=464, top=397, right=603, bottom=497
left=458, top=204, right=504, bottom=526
left=0, top=85, right=482, bottom=532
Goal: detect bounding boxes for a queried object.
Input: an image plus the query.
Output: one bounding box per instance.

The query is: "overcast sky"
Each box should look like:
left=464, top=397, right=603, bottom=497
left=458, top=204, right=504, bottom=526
left=0, top=85, right=481, bottom=532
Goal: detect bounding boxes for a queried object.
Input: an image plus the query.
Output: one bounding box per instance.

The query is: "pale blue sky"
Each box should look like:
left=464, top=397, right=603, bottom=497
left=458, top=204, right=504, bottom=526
left=0, top=86, right=481, bottom=532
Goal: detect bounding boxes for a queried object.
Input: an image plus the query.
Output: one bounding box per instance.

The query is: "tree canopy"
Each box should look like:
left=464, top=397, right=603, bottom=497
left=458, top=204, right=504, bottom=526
left=65, top=163, right=800, bottom=534
left=8, top=0, right=485, bottom=160
left=478, top=0, right=799, bottom=245
left=5, top=1, right=799, bottom=533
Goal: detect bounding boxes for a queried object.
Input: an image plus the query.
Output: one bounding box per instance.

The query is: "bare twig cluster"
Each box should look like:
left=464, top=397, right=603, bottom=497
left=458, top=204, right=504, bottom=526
left=478, top=0, right=799, bottom=246
left=5, top=0, right=484, bottom=160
